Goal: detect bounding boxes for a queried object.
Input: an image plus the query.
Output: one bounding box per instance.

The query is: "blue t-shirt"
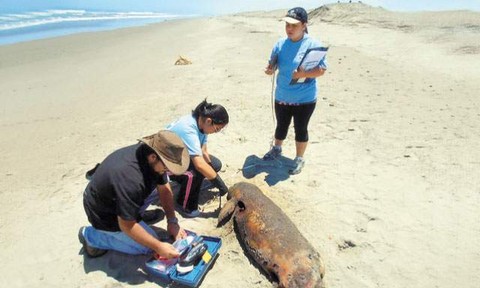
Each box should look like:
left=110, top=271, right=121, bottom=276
left=166, top=115, right=207, bottom=156
left=270, top=34, right=327, bottom=104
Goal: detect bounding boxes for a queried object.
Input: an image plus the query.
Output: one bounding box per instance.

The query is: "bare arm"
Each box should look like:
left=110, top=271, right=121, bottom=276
left=192, top=155, right=217, bottom=180
left=195, top=143, right=229, bottom=196
left=118, top=217, right=179, bottom=259
left=192, top=154, right=228, bottom=196
left=201, top=144, right=211, bottom=164
left=157, top=183, right=186, bottom=240
left=292, top=67, right=326, bottom=79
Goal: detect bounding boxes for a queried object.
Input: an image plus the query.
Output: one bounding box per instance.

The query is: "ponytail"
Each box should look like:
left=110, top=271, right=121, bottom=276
left=192, top=99, right=229, bottom=124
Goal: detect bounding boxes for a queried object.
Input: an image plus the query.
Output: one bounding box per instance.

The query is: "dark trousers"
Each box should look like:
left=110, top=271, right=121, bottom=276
left=274, top=101, right=316, bottom=142
left=170, top=155, right=222, bottom=211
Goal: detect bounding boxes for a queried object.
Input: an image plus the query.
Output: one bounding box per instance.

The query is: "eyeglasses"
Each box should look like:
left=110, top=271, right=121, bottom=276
left=211, top=122, right=227, bottom=133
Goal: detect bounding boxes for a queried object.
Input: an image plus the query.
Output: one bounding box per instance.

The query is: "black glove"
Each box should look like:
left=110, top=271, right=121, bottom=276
left=211, top=175, right=228, bottom=196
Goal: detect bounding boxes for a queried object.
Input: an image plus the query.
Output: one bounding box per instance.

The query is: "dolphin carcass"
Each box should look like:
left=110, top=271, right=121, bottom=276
left=217, top=182, right=325, bottom=288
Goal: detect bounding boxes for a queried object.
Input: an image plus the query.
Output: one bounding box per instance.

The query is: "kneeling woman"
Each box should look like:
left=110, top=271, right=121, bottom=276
left=167, top=99, right=229, bottom=217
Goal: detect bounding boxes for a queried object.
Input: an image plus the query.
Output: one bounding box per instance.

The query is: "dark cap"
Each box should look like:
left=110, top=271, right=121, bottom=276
left=283, top=7, right=308, bottom=24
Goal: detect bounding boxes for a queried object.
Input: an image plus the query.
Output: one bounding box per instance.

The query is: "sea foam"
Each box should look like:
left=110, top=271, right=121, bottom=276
left=0, top=9, right=187, bottom=45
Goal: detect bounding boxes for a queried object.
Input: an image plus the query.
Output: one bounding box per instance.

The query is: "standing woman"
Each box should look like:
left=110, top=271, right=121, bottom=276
left=167, top=99, right=229, bottom=217
left=263, top=7, right=328, bottom=175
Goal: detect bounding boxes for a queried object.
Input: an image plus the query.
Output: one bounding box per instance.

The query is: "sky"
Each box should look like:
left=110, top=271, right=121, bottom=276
left=0, top=0, right=479, bottom=14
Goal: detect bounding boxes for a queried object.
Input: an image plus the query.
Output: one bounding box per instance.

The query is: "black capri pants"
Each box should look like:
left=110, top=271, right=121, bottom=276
left=274, top=101, right=316, bottom=142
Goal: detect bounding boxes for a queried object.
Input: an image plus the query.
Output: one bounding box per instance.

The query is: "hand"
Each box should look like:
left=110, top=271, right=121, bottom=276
left=212, top=175, right=229, bottom=196
left=292, top=68, right=306, bottom=80
left=155, top=242, right=180, bottom=259
left=265, top=66, right=274, bottom=75
left=167, top=222, right=187, bottom=241
left=264, top=64, right=276, bottom=75
left=218, top=186, right=228, bottom=196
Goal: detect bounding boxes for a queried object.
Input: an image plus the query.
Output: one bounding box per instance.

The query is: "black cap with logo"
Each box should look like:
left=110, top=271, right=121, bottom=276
left=283, top=7, right=308, bottom=24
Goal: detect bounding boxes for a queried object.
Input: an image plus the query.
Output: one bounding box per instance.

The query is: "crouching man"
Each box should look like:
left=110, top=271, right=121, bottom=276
left=79, top=130, right=189, bottom=259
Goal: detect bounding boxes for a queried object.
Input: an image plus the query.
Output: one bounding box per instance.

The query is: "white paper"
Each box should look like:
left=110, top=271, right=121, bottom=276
left=291, top=47, right=328, bottom=85
left=299, top=50, right=328, bottom=72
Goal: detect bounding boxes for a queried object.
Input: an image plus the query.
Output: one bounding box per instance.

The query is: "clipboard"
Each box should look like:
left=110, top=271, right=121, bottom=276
left=290, top=47, right=328, bottom=85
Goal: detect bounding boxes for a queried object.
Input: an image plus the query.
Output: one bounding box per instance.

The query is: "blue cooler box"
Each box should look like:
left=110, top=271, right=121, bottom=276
left=145, top=235, right=222, bottom=287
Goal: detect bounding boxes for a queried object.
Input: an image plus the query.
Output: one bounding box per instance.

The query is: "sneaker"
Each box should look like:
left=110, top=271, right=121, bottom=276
left=78, top=226, right=108, bottom=258
left=263, top=146, right=282, bottom=160
left=141, top=209, right=164, bottom=225
left=289, top=157, right=305, bottom=175
left=182, top=209, right=201, bottom=218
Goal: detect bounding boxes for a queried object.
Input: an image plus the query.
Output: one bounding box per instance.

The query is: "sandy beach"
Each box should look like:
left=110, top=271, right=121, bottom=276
left=1, top=3, right=479, bottom=287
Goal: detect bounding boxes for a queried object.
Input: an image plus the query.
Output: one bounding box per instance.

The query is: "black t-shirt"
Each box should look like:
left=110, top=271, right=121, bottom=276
left=83, top=143, right=168, bottom=232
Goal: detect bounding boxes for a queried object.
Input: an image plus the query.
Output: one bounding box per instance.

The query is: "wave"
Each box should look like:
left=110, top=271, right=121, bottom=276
left=0, top=9, right=181, bottom=31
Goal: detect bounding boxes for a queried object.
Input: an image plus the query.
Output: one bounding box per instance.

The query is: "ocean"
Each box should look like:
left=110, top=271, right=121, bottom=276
left=0, top=9, right=189, bottom=46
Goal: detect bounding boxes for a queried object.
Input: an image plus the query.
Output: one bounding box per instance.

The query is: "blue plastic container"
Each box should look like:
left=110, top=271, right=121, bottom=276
left=145, top=235, right=222, bottom=287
